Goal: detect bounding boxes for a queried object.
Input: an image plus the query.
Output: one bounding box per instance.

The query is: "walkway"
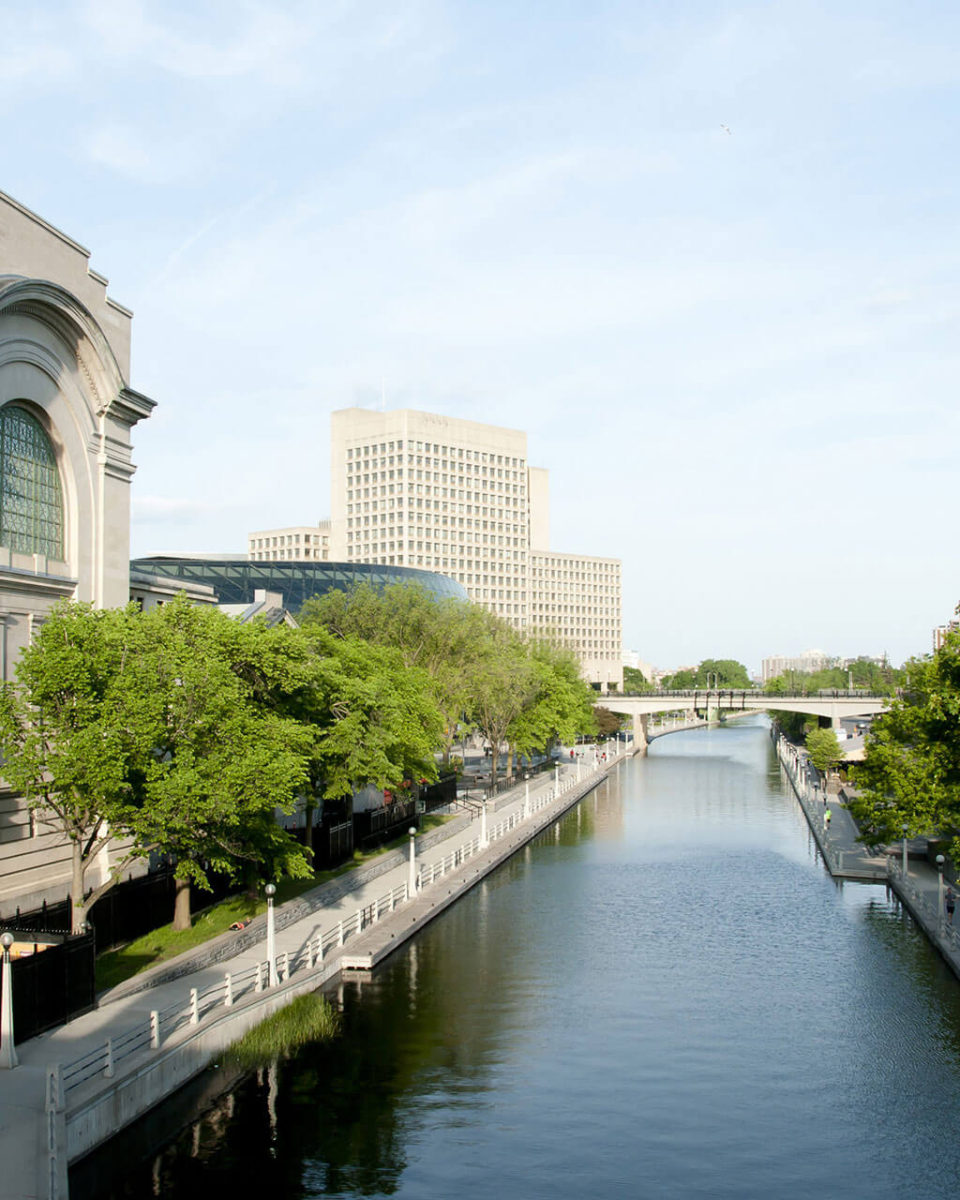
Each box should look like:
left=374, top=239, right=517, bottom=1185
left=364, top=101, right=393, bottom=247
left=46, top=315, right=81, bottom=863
left=775, top=733, right=960, bottom=982
left=0, top=747, right=627, bottom=1200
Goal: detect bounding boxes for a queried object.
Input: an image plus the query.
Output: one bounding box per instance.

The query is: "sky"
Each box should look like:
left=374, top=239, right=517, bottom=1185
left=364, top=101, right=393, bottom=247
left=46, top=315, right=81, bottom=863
left=4, top=0, right=959, bottom=674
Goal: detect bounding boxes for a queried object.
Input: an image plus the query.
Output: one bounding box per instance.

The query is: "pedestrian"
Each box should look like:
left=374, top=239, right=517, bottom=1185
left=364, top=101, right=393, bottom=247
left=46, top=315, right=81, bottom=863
left=824, top=807, right=832, bottom=828
left=947, top=887, right=956, bottom=925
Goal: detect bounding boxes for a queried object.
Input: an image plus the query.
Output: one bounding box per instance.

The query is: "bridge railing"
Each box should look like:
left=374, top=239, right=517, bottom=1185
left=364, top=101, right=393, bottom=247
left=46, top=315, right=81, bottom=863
left=615, top=689, right=886, bottom=701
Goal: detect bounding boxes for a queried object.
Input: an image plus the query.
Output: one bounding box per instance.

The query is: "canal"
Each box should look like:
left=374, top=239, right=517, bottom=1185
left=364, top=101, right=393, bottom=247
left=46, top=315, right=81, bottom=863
left=73, top=719, right=960, bottom=1199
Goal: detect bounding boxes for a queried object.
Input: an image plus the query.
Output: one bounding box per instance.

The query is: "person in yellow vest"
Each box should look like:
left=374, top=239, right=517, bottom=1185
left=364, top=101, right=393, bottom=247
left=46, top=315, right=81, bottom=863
left=824, top=807, right=832, bottom=829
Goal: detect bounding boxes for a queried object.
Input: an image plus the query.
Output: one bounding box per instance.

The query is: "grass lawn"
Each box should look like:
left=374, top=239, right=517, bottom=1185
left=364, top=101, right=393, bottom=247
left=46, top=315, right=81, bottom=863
left=94, top=812, right=455, bottom=993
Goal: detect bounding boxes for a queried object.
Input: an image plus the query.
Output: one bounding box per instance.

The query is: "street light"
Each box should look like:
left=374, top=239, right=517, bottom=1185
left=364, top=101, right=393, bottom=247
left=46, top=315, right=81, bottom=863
left=408, top=827, right=418, bottom=894
left=0, top=931, right=17, bottom=1069
left=937, top=855, right=945, bottom=930
left=265, top=883, right=277, bottom=988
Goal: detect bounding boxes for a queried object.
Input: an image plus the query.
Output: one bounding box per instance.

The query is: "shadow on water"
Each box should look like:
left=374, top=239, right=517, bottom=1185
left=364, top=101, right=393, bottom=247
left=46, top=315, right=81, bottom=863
left=73, top=721, right=960, bottom=1199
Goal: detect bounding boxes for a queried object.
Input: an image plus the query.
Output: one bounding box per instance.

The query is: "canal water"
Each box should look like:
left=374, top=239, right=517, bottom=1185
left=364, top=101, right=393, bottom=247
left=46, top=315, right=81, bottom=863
left=73, top=720, right=960, bottom=1199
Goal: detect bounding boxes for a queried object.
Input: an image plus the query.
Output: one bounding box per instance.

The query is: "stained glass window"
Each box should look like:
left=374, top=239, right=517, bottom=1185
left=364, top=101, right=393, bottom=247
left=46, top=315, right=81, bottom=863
left=0, top=405, right=64, bottom=560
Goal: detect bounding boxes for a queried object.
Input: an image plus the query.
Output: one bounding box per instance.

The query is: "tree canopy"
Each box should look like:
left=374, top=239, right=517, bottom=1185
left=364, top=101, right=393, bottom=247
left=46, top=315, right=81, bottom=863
left=805, top=727, right=844, bottom=773
left=850, top=635, right=960, bottom=854
left=661, top=659, right=751, bottom=689
left=303, top=582, right=598, bottom=786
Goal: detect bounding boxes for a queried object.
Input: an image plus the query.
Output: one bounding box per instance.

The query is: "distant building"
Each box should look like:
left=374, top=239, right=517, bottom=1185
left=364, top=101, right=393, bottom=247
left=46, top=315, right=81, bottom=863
left=248, top=521, right=330, bottom=562
left=218, top=589, right=298, bottom=628
left=622, top=651, right=656, bottom=681
left=129, top=555, right=468, bottom=610
left=934, top=610, right=959, bottom=652
left=328, top=407, right=623, bottom=688
left=761, top=649, right=831, bottom=683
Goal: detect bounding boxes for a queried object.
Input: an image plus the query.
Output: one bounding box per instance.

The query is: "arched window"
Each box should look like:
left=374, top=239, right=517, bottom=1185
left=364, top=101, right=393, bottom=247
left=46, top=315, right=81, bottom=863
left=0, top=404, right=64, bottom=561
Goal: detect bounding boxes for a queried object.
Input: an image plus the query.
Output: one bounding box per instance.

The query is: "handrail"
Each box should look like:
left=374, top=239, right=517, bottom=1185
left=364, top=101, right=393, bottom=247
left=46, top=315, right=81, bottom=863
left=51, top=746, right=626, bottom=1101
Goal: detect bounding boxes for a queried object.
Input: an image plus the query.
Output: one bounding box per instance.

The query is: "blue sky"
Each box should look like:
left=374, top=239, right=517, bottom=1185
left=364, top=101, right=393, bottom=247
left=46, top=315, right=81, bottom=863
left=4, top=1, right=959, bottom=672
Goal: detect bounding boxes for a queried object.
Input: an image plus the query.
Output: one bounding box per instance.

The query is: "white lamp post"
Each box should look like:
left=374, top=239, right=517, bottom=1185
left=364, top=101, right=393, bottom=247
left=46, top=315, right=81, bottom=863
left=0, top=931, right=17, bottom=1069
left=265, top=883, right=277, bottom=988
left=408, top=827, right=418, bottom=894
left=937, top=855, right=946, bottom=930
left=480, top=800, right=489, bottom=849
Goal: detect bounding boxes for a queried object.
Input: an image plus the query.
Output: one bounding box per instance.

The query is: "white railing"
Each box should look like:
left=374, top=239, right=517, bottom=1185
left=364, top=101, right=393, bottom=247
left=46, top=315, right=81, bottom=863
left=54, top=755, right=613, bottom=1102
left=886, top=858, right=960, bottom=953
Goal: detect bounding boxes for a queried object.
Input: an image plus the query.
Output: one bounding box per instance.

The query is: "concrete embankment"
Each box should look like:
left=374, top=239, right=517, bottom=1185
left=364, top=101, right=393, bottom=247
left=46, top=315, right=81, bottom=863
left=3, top=752, right=627, bottom=1199
left=775, top=731, right=960, bottom=982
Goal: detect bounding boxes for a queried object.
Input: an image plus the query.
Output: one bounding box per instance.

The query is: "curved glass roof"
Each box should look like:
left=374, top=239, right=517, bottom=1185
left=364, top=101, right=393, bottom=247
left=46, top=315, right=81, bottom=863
left=130, top=557, right=468, bottom=610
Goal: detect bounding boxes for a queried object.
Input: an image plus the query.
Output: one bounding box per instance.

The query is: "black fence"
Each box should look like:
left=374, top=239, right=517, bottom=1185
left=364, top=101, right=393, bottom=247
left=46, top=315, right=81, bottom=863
left=0, top=865, right=238, bottom=953
left=1, top=929, right=96, bottom=1044
left=306, top=818, right=354, bottom=869
left=420, top=774, right=457, bottom=813
left=354, top=798, right=418, bottom=851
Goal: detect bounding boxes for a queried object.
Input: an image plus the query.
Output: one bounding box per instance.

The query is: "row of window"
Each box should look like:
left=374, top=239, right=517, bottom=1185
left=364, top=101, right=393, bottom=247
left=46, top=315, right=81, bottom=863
left=250, top=532, right=327, bottom=548
left=348, top=440, right=524, bottom=470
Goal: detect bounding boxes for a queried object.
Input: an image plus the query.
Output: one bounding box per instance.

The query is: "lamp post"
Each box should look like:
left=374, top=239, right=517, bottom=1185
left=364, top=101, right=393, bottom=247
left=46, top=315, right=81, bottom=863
left=265, top=883, right=277, bottom=988
left=0, top=931, right=17, bottom=1068
left=408, top=827, right=418, bottom=894
left=902, top=824, right=909, bottom=878
left=937, top=855, right=946, bottom=931
left=480, top=800, right=489, bottom=849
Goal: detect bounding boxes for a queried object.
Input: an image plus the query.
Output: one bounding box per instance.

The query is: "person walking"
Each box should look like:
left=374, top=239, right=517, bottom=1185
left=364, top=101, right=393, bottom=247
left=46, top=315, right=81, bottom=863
left=824, top=807, right=832, bottom=829
left=946, top=886, right=956, bottom=926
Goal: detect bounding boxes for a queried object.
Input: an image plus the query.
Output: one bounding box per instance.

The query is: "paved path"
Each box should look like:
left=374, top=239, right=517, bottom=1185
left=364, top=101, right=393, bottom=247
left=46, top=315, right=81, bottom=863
left=776, top=733, right=960, bottom=981
left=0, top=750, right=626, bottom=1200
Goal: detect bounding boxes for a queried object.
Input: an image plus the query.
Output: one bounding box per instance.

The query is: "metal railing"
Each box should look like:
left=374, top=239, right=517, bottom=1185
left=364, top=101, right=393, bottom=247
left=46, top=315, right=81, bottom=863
left=50, top=747, right=626, bottom=1105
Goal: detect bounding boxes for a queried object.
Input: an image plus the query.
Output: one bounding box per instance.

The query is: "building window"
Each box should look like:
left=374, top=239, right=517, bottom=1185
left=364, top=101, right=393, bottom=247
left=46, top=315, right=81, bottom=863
left=0, top=404, right=64, bottom=560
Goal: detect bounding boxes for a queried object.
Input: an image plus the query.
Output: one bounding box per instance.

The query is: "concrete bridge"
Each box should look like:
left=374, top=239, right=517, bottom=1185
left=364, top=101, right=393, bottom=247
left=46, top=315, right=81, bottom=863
left=598, top=690, right=889, bottom=753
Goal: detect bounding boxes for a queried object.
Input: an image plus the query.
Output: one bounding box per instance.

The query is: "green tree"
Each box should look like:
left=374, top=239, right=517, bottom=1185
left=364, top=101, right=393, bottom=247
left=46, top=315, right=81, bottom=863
left=507, top=640, right=597, bottom=763
left=662, top=668, right=697, bottom=689
left=805, top=726, right=844, bottom=773
left=296, top=626, right=444, bottom=844
left=850, top=637, right=960, bottom=853
left=125, top=599, right=314, bottom=929
left=0, top=603, right=151, bottom=933
left=695, top=659, right=751, bottom=688
left=301, top=583, right=485, bottom=766
left=469, top=624, right=540, bottom=787
left=593, top=706, right=623, bottom=737
left=623, top=666, right=653, bottom=693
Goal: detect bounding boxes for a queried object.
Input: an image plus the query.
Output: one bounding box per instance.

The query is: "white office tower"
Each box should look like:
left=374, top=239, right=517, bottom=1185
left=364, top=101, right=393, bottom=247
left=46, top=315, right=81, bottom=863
left=330, top=408, right=623, bottom=689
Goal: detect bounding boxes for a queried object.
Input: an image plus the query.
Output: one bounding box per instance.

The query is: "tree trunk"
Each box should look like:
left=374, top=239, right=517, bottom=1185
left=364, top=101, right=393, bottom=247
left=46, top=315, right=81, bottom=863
left=70, top=839, right=88, bottom=935
left=244, top=862, right=259, bottom=901
left=173, top=876, right=192, bottom=931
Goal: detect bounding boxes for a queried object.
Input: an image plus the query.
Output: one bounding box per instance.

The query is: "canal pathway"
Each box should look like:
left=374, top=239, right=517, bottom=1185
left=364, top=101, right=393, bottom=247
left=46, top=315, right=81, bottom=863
left=73, top=719, right=960, bottom=1199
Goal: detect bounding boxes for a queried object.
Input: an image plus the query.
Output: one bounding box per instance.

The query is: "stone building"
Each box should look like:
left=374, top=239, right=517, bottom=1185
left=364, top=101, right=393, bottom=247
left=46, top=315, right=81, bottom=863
left=0, top=190, right=154, bottom=915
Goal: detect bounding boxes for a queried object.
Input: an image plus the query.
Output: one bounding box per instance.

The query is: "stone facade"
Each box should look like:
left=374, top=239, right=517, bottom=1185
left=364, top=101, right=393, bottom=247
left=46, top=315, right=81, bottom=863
left=0, top=190, right=154, bottom=915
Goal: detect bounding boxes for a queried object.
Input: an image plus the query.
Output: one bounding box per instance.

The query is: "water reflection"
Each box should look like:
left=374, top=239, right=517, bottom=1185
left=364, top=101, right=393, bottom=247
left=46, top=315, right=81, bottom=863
left=73, top=722, right=960, bottom=1199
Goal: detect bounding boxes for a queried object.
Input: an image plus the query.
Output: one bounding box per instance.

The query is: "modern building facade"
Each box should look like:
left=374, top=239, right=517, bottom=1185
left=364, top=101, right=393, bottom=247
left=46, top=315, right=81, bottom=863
left=761, top=649, right=831, bottom=683
left=130, top=555, right=468, bottom=610
left=331, top=408, right=531, bottom=627
left=529, top=550, right=622, bottom=689
left=248, top=521, right=330, bottom=562
left=329, top=407, right=622, bottom=687
left=0, top=190, right=155, bottom=914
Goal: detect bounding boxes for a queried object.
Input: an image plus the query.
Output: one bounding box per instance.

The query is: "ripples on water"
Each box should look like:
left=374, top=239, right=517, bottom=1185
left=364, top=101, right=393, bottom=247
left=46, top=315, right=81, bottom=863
left=73, top=720, right=960, bottom=1199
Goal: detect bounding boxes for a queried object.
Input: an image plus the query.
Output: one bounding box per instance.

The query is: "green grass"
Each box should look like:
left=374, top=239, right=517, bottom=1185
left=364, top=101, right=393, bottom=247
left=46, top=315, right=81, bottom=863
left=224, top=994, right=341, bottom=1068
left=95, top=812, right=456, bottom=993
